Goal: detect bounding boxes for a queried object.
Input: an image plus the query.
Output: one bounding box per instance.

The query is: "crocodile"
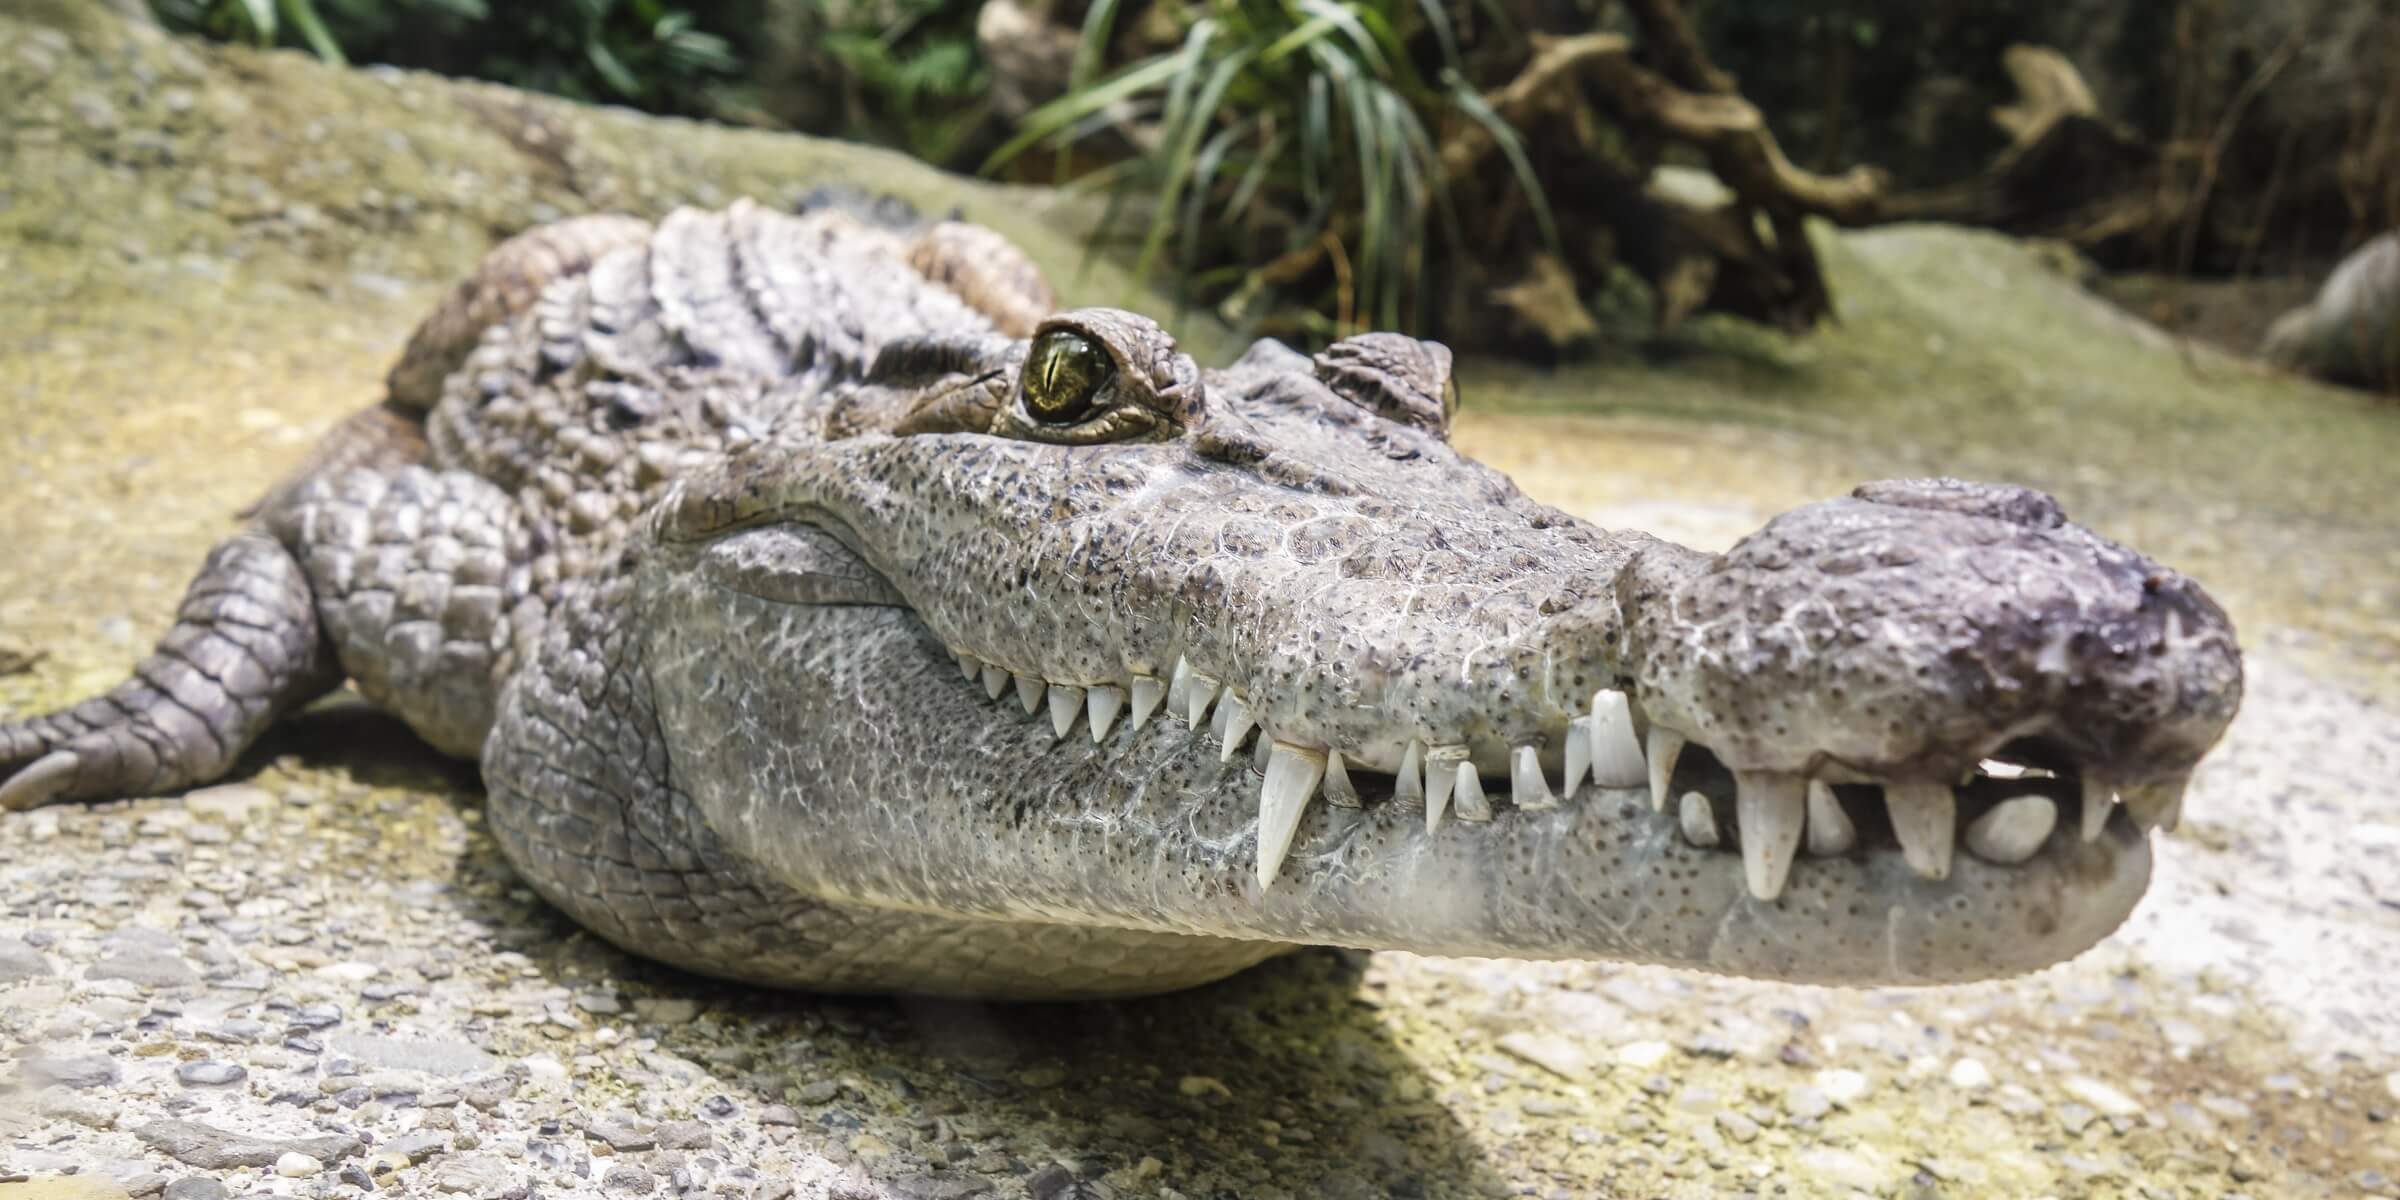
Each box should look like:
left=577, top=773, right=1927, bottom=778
left=0, top=198, right=2244, bottom=999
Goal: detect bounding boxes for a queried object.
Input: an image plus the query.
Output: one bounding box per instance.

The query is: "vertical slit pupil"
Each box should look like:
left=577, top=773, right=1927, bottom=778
left=1025, top=330, right=1110, bottom=424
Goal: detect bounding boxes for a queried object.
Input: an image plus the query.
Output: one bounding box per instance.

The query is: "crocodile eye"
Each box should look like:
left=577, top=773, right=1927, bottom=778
left=1020, top=329, right=1113, bottom=425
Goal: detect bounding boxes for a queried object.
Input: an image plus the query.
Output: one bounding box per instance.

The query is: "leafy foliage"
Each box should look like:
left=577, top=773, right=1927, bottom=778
left=985, top=0, right=1555, bottom=337
left=810, top=0, right=993, bottom=163
left=149, top=0, right=753, bottom=118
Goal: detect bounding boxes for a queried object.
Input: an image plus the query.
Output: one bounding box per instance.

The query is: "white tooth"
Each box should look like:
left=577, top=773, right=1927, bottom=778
left=1562, top=717, right=1592, bottom=796
left=1187, top=672, right=1223, bottom=728
left=2122, top=774, right=2188, bottom=832
left=1964, top=795, right=2058, bottom=865
left=1886, top=782, right=1958, bottom=880
left=1454, top=762, right=1493, bottom=821
left=1127, top=675, right=1166, bottom=732
left=1048, top=683, right=1084, bottom=739
left=1013, top=673, right=1047, bottom=715
left=1512, top=745, right=1558, bottom=811
left=1395, top=740, right=1426, bottom=807
left=1252, top=734, right=1273, bottom=773
left=2079, top=776, right=2115, bottom=842
left=1213, top=693, right=1256, bottom=762
left=1678, top=791, right=1720, bottom=847
left=980, top=663, right=1009, bottom=701
left=1589, top=689, right=1646, bottom=788
left=1423, top=744, right=1467, bottom=832
left=1735, top=771, right=1806, bottom=901
left=1322, top=750, right=1360, bottom=808
left=1086, top=685, right=1126, bottom=742
left=1166, top=657, right=1194, bottom=716
left=956, top=652, right=979, bottom=682
left=1256, top=742, right=1326, bottom=888
left=1647, top=727, right=1686, bottom=812
left=1804, top=780, right=1856, bottom=856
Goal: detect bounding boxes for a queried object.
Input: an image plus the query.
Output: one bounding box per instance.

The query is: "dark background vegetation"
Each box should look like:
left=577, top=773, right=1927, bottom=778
left=148, top=0, right=2397, bottom=364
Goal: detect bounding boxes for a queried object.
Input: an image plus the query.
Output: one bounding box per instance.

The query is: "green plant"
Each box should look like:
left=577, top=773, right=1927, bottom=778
left=150, top=0, right=750, bottom=116
left=985, top=0, right=1556, bottom=336
left=816, top=0, right=992, bottom=163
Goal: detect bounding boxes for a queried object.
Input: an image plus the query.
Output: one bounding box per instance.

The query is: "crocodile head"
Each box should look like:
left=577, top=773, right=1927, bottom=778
left=644, top=307, right=2243, bottom=988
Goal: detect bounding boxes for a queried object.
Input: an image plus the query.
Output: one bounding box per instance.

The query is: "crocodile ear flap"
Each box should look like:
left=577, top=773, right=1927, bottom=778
left=1311, top=333, right=1457, bottom=440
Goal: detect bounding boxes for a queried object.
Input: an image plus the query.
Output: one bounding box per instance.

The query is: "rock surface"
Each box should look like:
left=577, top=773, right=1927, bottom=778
left=3, top=4, right=2399, bottom=1199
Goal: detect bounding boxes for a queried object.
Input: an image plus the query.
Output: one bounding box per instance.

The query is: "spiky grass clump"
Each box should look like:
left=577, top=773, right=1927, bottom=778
left=985, top=0, right=1555, bottom=336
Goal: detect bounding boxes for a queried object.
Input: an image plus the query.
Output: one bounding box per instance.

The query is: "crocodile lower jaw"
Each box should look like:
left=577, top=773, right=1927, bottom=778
left=944, top=644, right=2183, bottom=901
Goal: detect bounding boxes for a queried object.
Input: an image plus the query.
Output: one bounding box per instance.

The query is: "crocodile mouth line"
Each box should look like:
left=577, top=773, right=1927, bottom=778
left=937, top=642, right=2185, bottom=900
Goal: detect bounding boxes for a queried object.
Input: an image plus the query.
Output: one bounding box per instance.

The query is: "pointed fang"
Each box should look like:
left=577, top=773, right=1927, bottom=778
left=1322, top=750, right=1361, bottom=808
left=1396, top=741, right=1426, bottom=807
left=1048, top=683, right=1084, bottom=739
left=2122, top=774, right=2188, bottom=832
left=1589, top=689, right=1645, bottom=788
left=1166, top=656, right=1194, bottom=717
left=980, top=663, right=1009, bottom=701
left=956, top=652, right=979, bottom=682
left=1562, top=718, right=1592, bottom=797
left=1128, top=675, right=1166, bottom=732
left=1013, top=673, right=1046, bottom=715
left=1735, top=771, right=1806, bottom=901
left=1512, top=745, right=1558, bottom=811
left=1214, top=693, right=1256, bottom=762
left=1086, top=685, right=1126, bottom=742
left=1646, top=727, right=1686, bottom=812
left=1886, top=782, right=1958, bottom=880
left=1186, top=672, right=1223, bottom=728
left=1804, top=779, right=1856, bottom=856
left=1424, top=744, right=1466, bottom=832
left=1454, top=762, right=1493, bottom=821
left=1256, top=743, right=1326, bottom=888
left=2079, top=776, right=2114, bottom=842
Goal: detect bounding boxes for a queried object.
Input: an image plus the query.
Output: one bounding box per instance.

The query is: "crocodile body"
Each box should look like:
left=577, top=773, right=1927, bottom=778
left=1, top=199, right=2244, bottom=998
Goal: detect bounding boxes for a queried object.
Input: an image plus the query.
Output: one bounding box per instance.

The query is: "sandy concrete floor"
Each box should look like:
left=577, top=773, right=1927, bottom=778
left=4, top=5, right=2398, bottom=1199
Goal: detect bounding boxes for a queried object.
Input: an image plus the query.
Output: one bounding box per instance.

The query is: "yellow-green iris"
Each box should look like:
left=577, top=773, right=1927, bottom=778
left=1022, top=329, right=1113, bottom=425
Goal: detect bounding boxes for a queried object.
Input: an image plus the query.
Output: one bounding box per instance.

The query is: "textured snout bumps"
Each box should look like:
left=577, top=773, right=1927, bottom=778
left=1622, top=479, right=2243, bottom=782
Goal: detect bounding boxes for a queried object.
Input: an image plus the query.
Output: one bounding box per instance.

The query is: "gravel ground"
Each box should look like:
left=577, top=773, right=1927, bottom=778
left=5, top=5, right=2399, bottom=1198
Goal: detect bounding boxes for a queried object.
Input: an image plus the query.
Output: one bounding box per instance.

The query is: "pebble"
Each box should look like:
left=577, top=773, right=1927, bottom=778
left=275, top=1151, right=323, bottom=1177
left=1178, top=1075, right=1232, bottom=1099
left=1496, top=1032, right=1590, bottom=1079
left=589, top=1111, right=659, bottom=1151
left=1798, top=1147, right=1884, bottom=1191
left=162, top=1181, right=231, bottom=1200
left=1815, top=1068, right=1872, bottom=1106
left=795, top=1080, right=840, bottom=1104
left=182, top=783, right=275, bottom=823
left=26, top=1053, right=121, bottom=1089
left=1946, top=1058, right=1992, bottom=1090
left=1714, top=1110, right=1761, bottom=1143
left=635, top=997, right=699, bottom=1025
left=176, top=1061, right=248, bottom=1086
left=87, top=948, right=200, bottom=988
left=134, top=1119, right=362, bottom=1169
left=328, top=1031, right=496, bottom=1076
left=0, top=937, right=54, bottom=982
left=1783, top=1085, right=1832, bottom=1121
left=760, top=1104, right=801, bottom=1127
left=2062, top=1075, right=2143, bottom=1117
left=1615, top=1040, right=1671, bottom=1068
left=896, top=1173, right=994, bottom=1199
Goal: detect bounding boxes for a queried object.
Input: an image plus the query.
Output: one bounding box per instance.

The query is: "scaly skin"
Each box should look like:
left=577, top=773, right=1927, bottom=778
left=1, top=198, right=2243, bottom=999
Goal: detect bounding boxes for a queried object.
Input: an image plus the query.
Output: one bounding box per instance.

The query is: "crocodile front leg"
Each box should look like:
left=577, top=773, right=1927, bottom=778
left=0, top=534, right=340, bottom=809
